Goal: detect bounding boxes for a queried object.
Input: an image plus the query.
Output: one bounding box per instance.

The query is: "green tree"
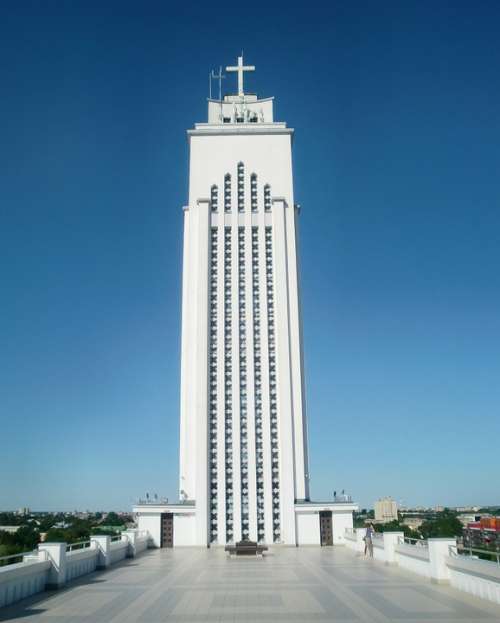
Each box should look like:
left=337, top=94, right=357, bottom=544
left=373, top=520, right=420, bottom=539
left=0, top=513, right=24, bottom=526
left=419, top=511, right=462, bottom=539
left=103, top=512, right=125, bottom=526
left=43, top=528, right=68, bottom=543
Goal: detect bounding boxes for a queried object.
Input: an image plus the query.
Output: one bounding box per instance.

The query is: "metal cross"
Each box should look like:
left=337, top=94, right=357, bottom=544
left=226, top=54, right=255, bottom=97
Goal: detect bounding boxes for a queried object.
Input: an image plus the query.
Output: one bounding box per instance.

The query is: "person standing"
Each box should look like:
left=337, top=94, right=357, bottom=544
left=364, top=523, right=375, bottom=557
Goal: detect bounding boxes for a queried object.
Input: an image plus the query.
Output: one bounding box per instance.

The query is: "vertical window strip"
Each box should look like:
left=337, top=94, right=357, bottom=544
left=237, top=162, right=244, bottom=212
left=238, top=227, right=249, bottom=539
left=224, top=174, right=231, bottom=213
left=209, top=227, right=218, bottom=542
left=251, top=174, right=257, bottom=212
left=264, top=184, right=271, bottom=212
left=211, top=185, right=218, bottom=212
left=224, top=226, right=234, bottom=542
left=265, top=226, right=280, bottom=542
left=252, top=226, right=265, bottom=543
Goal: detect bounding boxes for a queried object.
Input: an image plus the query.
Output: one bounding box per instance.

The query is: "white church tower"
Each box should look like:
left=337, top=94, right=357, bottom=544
left=134, top=56, right=356, bottom=548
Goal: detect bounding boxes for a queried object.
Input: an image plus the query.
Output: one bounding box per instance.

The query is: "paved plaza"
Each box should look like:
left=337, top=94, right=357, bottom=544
left=1, top=547, right=500, bottom=622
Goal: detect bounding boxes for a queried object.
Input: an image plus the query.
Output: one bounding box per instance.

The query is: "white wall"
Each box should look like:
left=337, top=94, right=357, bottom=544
left=137, top=514, right=161, bottom=548
left=372, top=535, right=387, bottom=563
left=109, top=541, right=129, bottom=565
left=447, top=555, right=500, bottom=606
left=0, top=560, right=50, bottom=608
left=66, top=549, right=97, bottom=582
left=135, top=537, right=149, bottom=554
left=332, top=512, right=353, bottom=545
left=174, top=514, right=196, bottom=546
left=395, top=543, right=431, bottom=578
left=294, top=509, right=354, bottom=546
left=295, top=512, right=320, bottom=545
left=183, top=116, right=312, bottom=547
left=188, top=132, right=293, bottom=206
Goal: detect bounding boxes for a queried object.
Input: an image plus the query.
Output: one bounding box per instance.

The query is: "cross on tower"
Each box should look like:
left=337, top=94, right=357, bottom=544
left=226, top=54, right=255, bottom=97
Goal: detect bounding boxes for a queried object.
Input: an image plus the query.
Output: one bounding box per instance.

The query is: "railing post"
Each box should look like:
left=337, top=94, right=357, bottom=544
left=428, top=538, right=456, bottom=583
left=123, top=529, right=138, bottom=558
left=382, top=531, right=404, bottom=564
left=38, top=542, right=67, bottom=589
left=356, top=528, right=367, bottom=553
left=91, top=535, right=111, bottom=570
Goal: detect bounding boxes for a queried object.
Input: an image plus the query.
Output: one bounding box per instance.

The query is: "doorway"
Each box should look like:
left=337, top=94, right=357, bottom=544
left=160, top=513, right=173, bottom=548
left=319, top=511, right=333, bottom=546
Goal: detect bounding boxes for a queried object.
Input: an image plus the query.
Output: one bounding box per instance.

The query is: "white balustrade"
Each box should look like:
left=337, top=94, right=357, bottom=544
left=0, top=529, right=152, bottom=610
left=344, top=527, right=500, bottom=606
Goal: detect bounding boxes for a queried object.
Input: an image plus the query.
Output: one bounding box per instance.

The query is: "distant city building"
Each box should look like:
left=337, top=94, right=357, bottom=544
left=0, top=526, right=21, bottom=534
left=457, top=513, right=480, bottom=526
left=463, top=517, right=500, bottom=549
left=401, top=517, right=424, bottom=531
left=374, top=497, right=398, bottom=523
left=16, top=507, right=30, bottom=516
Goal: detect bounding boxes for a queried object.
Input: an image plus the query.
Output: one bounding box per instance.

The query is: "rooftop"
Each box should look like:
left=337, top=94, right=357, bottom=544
left=2, top=546, right=499, bottom=622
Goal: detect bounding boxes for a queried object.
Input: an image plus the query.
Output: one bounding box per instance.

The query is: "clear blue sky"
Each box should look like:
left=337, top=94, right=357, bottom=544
left=1, top=1, right=499, bottom=511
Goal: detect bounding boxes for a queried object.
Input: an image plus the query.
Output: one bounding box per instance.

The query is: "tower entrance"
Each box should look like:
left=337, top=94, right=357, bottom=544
left=319, top=511, right=333, bottom=546
left=160, top=513, right=173, bottom=547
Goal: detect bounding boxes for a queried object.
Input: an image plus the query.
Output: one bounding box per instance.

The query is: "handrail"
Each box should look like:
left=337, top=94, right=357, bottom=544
left=449, top=544, right=500, bottom=565
left=398, top=536, right=428, bottom=548
left=110, top=535, right=123, bottom=542
left=66, top=540, right=92, bottom=552
left=0, top=550, right=38, bottom=567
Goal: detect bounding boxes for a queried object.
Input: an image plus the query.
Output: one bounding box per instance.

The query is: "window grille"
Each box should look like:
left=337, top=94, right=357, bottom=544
left=265, top=226, right=280, bottom=541
left=264, top=184, right=271, bottom=212
left=251, top=174, right=258, bottom=212
left=211, top=185, right=218, bottom=212
left=209, top=226, right=218, bottom=542
left=238, top=163, right=244, bottom=213
left=224, top=174, right=231, bottom=213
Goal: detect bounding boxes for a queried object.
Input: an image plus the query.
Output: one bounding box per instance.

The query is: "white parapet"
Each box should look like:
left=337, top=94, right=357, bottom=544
left=447, top=550, right=500, bottom=605
left=0, top=530, right=153, bottom=611
left=0, top=551, right=51, bottom=608
left=38, top=543, right=67, bottom=589
left=344, top=527, right=367, bottom=553
left=91, top=535, right=111, bottom=569
left=344, top=529, right=500, bottom=607
left=428, top=538, right=456, bottom=583
left=65, top=544, right=98, bottom=582
left=395, top=538, right=431, bottom=578
left=382, top=532, right=404, bottom=564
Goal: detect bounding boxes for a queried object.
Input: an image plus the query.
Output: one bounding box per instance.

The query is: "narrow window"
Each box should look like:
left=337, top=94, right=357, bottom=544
left=251, top=174, right=258, bottom=213
left=237, top=163, right=244, bottom=213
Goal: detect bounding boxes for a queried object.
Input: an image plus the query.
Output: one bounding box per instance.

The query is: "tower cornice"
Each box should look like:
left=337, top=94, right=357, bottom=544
left=187, top=125, right=293, bottom=139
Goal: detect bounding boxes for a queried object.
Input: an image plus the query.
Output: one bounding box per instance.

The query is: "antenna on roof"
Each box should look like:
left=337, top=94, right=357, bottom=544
left=210, top=66, right=226, bottom=101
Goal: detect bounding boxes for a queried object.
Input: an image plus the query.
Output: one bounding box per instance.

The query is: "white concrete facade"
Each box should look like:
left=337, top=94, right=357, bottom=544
left=135, top=56, right=358, bottom=547
left=179, top=57, right=313, bottom=547
left=133, top=504, right=196, bottom=548
left=295, top=503, right=357, bottom=546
